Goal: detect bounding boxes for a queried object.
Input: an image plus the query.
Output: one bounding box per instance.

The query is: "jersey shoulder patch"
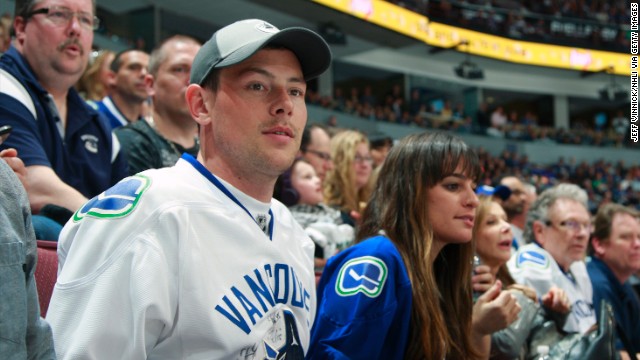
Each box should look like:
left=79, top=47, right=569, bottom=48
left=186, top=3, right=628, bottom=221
left=335, top=256, right=388, bottom=298
left=73, top=174, right=151, bottom=221
left=515, top=248, right=550, bottom=269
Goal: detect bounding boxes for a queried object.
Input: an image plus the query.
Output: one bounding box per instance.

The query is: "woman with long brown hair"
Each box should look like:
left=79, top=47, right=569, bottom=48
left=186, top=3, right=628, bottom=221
left=309, top=132, right=518, bottom=359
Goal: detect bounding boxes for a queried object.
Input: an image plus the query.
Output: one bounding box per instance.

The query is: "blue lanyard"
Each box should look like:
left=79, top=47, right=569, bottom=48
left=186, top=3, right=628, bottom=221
left=182, top=154, right=274, bottom=240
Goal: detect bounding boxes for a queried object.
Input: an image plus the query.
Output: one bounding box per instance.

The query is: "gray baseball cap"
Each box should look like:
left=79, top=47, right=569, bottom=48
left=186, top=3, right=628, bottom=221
left=190, top=19, right=332, bottom=85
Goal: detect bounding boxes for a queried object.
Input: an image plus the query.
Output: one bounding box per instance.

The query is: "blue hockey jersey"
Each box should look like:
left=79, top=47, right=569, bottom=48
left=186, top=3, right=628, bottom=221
left=308, top=235, right=412, bottom=359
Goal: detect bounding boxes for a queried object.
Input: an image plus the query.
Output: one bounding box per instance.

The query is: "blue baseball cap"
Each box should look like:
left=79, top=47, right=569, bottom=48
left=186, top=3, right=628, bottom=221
left=476, top=185, right=512, bottom=201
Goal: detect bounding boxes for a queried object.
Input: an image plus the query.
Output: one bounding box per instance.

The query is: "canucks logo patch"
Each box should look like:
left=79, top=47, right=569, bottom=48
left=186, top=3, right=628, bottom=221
left=73, top=175, right=151, bottom=221
left=335, top=256, right=388, bottom=298
left=516, top=250, right=549, bottom=269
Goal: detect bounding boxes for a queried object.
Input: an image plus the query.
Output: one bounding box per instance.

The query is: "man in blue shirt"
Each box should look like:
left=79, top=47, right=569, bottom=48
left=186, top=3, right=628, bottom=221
left=0, top=0, right=128, bottom=222
left=588, top=203, right=640, bottom=359
left=94, top=49, right=150, bottom=129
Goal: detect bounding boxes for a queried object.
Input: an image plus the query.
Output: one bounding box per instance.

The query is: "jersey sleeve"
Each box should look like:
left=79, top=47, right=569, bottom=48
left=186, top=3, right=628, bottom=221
left=0, top=93, right=51, bottom=167
left=507, top=246, right=554, bottom=298
left=46, top=178, right=178, bottom=359
left=308, top=238, right=412, bottom=359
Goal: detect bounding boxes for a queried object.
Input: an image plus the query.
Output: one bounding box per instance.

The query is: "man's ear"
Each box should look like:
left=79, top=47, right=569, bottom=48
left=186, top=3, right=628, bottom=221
left=185, top=84, right=213, bottom=126
left=13, top=17, right=26, bottom=44
left=106, top=70, right=117, bottom=88
left=591, top=237, right=606, bottom=258
left=532, top=220, right=546, bottom=246
left=143, top=74, right=154, bottom=97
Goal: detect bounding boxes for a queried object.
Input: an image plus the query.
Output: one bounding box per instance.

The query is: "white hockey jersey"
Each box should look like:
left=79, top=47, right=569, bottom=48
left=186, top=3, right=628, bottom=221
left=47, top=156, right=316, bottom=359
left=507, top=243, right=596, bottom=334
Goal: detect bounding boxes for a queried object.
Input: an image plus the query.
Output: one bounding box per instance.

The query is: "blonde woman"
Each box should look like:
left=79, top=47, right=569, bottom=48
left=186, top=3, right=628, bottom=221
left=76, top=49, right=115, bottom=101
left=323, top=130, right=374, bottom=226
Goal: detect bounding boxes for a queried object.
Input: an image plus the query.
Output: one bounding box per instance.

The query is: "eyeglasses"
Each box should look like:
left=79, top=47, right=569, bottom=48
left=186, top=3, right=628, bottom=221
left=354, top=155, right=374, bottom=164
left=28, top=6, right=100, bottom=31
left=304, top=149, right=332, bottom=162
left=545, top=219, right=593, bottom=234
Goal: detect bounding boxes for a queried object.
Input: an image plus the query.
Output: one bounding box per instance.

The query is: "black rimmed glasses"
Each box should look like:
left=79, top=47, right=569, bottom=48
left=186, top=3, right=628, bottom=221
left=304, top=149, right=332, bottom=162
left=354, top=154, right=373, bottom=164
left=545, top=219, right=593, bottom=234
left=28, top=6, right=100, bottom=31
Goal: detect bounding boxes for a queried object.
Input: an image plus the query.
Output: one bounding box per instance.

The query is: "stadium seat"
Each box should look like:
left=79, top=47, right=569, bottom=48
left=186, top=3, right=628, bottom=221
left=34, top=240, right=58, bottom=317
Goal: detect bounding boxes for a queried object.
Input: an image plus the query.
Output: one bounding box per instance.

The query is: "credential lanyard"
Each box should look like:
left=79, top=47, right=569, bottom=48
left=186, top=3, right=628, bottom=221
left=182, top=154, right=274, bottom=240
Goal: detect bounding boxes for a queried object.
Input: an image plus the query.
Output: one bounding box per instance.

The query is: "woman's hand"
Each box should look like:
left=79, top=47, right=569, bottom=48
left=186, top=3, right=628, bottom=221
left=472, top=280, right=521, bottom=335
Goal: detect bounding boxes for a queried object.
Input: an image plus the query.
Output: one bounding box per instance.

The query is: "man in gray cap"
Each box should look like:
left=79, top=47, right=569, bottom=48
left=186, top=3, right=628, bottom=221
left=47, top=19, right=332, bottom=359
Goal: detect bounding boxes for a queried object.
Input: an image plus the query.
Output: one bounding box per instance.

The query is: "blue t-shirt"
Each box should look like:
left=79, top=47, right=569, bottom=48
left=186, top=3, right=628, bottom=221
left=587, top=257, right=640, bottom=354
left=0, top=46, right=128, bottom=198
left=308, top=235, right=412, bottom=360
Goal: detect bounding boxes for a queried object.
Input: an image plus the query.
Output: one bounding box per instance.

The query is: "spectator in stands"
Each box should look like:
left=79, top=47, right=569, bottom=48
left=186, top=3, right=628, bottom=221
left=323, top=130, right=374, bottom=226
left=332, top=86, right=345, bottom=111
left=475, top=101, right=491, bottom=131
left=508, top=183, right=597, bottom=334
left=275, top=158, right=354, bottom=270
left=310, top=132, right=520, bottom=359
left=408, top=88, right=425, bottom=116
left=76, top=49, right=114, bottom=102
left=388, top=83, right=403, bottom=103
left=326, top=114, right=338, bottom=132
left=499, top=175, right=530, bottom=249
left=611, top=110, right=630, bottom=144
left=0, top=158, right=56, bottom=358
left=0, top=0, right=128, bottom=236
left=360, top=84, right=377, bottom=107
left=439, top=99, right=453, bottom=122
left=587, top=204, right=640, bottom=358
left=115, top=35, right=201, bottom=175
left=299, top=123, right=334, bottom=184
left=95, top=49, right=150, bottom=129
left=46, top=18, right=332, bottom=358
left=473, top=195, right=570, bottom=359
left=491, top=106, right=508, bottom=129
left=369, top=131, right=393, bottom=168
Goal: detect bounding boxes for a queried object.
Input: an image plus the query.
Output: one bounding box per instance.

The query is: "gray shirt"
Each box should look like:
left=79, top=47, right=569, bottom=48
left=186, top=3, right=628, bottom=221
left=0, top=160, right=56, bottom=359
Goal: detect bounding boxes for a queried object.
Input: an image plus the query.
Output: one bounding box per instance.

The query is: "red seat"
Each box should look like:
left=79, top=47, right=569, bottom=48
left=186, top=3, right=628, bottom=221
left=34, top=240, right=58, bottom=317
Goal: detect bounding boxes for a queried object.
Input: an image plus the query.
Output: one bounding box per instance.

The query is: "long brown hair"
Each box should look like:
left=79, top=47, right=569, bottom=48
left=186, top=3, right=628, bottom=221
left=358, top=132, right=481, bottom=359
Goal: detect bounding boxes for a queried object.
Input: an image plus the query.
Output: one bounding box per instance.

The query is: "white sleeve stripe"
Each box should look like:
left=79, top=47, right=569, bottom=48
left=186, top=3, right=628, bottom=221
left=111, top=132, right=121, bottom=163
left=0, top=68, right=37, bottom=119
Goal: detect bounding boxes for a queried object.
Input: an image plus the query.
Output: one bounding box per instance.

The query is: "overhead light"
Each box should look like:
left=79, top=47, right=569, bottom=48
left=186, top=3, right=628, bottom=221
left=599, top=84, right=628, bottom=101
left=318, top=22, right=347, bottom=45
left=598, top=70, right=628, bottom=101
left=455, top=60, right=484, bottom=80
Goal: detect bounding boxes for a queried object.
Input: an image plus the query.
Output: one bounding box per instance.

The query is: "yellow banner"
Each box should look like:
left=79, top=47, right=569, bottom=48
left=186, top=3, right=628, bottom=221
left=313, top=0, right=629, bottom=75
